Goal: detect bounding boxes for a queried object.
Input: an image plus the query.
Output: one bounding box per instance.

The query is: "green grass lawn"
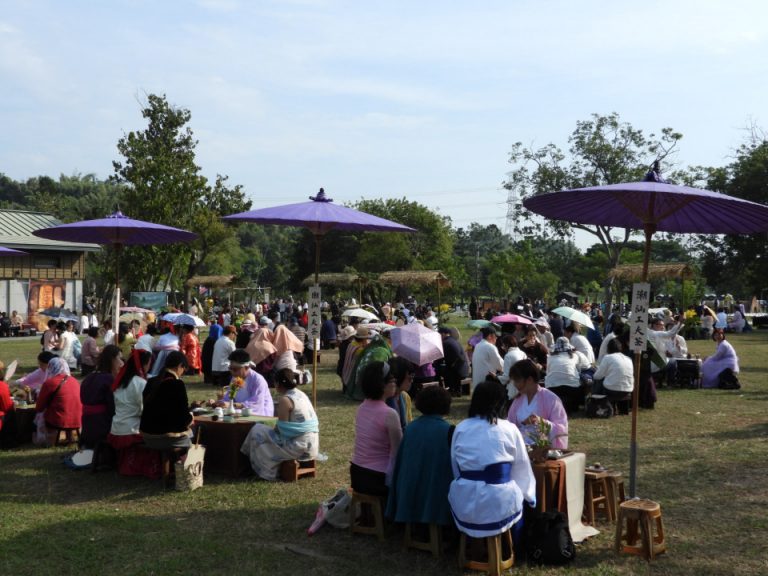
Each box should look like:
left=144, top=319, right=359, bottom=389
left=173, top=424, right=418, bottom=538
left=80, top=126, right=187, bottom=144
left=1, top=324, right=767, bottom=575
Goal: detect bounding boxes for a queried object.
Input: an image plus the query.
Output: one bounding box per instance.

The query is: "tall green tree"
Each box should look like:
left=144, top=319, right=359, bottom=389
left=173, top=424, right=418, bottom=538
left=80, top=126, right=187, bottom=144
left=693, top=135, right=768, bottom=298
left=111, top=94, right=250, bottom=301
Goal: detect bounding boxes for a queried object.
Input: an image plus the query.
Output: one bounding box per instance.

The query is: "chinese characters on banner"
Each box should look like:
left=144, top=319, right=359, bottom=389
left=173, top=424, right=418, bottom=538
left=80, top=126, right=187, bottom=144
left=629, top=282, right=651, bottom=353
left=308, top=284, right=322, bottom=350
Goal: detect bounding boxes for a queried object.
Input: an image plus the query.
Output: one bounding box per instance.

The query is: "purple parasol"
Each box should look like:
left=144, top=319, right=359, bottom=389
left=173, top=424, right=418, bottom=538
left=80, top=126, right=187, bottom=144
left=524, top=162, right=768, bottom=498
left=33, top=211, right=198, bottom=326
left=0, top=246, right=29, bottom=256
left=31, top=210, right=198, bottom=245
left=223, top=188, right=416, bottom=405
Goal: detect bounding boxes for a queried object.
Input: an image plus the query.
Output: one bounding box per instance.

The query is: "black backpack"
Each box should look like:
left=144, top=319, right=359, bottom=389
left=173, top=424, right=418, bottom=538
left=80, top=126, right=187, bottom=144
left=526, top=510, right=576, bottom=566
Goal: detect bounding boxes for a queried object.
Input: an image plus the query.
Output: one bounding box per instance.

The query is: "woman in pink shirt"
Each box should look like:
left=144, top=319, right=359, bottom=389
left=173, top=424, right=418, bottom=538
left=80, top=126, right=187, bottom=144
left=350, top=361, right=402, bottom=497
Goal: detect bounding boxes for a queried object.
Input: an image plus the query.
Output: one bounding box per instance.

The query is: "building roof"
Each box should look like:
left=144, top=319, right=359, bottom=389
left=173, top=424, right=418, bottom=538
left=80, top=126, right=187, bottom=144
left=0, top=209, right=101, bottom=252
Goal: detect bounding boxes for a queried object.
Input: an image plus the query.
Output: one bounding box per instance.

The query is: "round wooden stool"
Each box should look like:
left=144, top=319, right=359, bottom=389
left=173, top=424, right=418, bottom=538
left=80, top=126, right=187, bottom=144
left=584, top=469, right=612, bottom=524
left=614, top=499, right=666, bottom=560
left=458, top=529, right=514, bottom=575
left=404, top=522, right=442, bottom=557
left=605, top=470, right=626, bottom=520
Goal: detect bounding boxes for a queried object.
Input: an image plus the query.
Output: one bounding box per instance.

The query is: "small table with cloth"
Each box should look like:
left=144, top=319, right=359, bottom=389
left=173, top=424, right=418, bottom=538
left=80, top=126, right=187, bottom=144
left=194, top=413, right=277, bottom=477
left=531, top=451, right=599, bottom=543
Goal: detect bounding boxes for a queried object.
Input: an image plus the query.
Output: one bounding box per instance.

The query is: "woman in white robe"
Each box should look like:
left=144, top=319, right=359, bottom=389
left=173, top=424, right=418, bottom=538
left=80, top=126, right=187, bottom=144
left=448, top=378, right=536, bottom=538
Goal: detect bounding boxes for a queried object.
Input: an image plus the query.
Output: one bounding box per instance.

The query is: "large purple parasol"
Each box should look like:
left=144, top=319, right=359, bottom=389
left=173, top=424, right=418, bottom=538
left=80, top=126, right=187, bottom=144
left=223, top=188, right=416, bottom=405
left=33, top=211, right=198, bottom=326
left=524, top=162, right=768, bottom=497
left=0, top=246, right=29, bottom=256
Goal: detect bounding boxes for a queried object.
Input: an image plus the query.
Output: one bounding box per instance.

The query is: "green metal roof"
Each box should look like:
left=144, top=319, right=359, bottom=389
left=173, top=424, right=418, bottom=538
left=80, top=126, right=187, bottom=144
left=0, top=209, right=101, bottom=252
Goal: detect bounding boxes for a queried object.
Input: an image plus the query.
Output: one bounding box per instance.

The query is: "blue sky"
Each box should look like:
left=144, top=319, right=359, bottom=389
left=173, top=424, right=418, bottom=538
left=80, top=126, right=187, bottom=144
left=2, top=1, right=767, bottom=249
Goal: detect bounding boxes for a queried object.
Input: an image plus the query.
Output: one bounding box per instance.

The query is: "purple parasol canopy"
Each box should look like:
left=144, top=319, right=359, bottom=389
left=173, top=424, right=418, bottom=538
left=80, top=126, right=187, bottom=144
left=31, top=210, right=198, bottom=245
left=223, top=188, right=416, bottom=235
left=0, top=246, right=29, bottom=256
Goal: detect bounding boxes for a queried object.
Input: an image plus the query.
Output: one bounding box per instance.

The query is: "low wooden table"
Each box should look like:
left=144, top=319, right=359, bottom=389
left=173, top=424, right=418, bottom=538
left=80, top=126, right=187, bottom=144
left=1, top=405, right=37, bottom=448
left=193, top=414, right=277, bottom=477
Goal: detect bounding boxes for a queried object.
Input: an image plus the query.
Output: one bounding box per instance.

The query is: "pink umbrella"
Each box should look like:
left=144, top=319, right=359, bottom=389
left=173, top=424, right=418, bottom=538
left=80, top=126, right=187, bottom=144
left=491, top=313, right=533, bottom=325
left=391, top=322, right=444, bottom=366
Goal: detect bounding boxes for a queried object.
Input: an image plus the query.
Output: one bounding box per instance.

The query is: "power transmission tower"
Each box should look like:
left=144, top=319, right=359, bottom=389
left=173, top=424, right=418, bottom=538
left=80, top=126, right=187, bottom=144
left=505, top=186, right=518, bottom=241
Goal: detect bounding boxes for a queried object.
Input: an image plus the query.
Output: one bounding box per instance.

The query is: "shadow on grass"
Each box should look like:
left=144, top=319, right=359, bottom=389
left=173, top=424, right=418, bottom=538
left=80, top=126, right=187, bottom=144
left=703, top=421, right=768, bottom=441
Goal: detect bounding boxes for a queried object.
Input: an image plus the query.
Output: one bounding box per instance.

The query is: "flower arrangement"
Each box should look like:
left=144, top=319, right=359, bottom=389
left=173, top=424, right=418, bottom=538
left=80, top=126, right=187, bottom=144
left=527, top=418, right=552, bottom=448
left=228, top=377, right=245, bottom=404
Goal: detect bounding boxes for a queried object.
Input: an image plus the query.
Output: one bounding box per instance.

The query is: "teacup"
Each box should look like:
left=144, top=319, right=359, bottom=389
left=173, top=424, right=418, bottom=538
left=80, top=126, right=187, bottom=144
left=241, top=408, right=251, bottom=417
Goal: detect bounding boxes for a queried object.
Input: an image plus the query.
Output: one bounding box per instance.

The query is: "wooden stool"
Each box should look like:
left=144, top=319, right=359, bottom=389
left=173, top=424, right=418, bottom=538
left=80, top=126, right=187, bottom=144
left=584, top=469, right=612, bottom=524
left=404, top=523, right=442, bottom=557
left=605, top=471, right=626, bottom=520
left=349, top=491, right=385, bottom=541
left=91, top=440, right=116, bottom=473
left=54, top=428, right=80, bottom=447
left=159, top=448, right=186, bottom=489
left=615, top=499, right=666, bottom=560
left=279, top=459, right=317, bottom=482
left=460, top=378, right=471, bottom=396
left=458, top=530, right=514, bottom=575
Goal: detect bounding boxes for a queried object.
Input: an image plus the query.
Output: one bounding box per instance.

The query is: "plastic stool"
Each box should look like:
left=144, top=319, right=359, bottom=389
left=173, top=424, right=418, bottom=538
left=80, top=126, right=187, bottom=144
left=615, top=499, right=666, bottom=560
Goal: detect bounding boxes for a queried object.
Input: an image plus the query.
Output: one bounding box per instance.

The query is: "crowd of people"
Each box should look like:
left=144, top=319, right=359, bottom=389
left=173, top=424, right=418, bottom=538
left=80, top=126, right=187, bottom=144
left=0, top=293, right=749, bottom=557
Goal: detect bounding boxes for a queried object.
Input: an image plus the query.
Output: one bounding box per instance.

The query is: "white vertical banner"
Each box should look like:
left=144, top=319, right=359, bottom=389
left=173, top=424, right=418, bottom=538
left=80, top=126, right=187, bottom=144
left=308, top=284, right=322, bottom=349
left=629, top=282, right=651, bottom=353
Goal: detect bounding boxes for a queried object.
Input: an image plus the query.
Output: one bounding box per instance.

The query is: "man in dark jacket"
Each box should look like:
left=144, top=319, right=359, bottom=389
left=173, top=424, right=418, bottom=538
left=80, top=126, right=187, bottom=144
left=437, top=327, right=468, bottom=397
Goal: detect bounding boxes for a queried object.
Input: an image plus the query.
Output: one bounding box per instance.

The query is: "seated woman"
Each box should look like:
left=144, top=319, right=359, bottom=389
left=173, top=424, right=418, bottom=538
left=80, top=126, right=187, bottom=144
left=350, top=361, right=401, bottom=498
left=545, top=336, right=591, bottom=414
left=140, top=351, right=193, bottom=452
left=240, top=367, right=319, bottom=480
left=0, top=362, right=13, bottom=434
left=108, top=349, right=158, bottom=477
left=499, top=334, right=527, bottom=400
left=35, top=358, right=82, bottom=446
left=79, top=345, right=122, bottom=449
left=80, top=326, right=101, bottom=377
left=520, top=326, right=549, bottom=371
left=728, top=309, right=746, bottom=333
left=218, top=349, right=274, bottom=416
left=449, top=378, right=536, bottom=540
left=701, top=329, right=740, bottom=389
left=385, top=356, right=414, bottom=431
left=592, top=339, right=634, bottom=413
left=10, top=351, right=55, bottom=402
left=507, top=359, right=568, bottom=449
left=244, top=326, right=277, bottom=383
left=386, top=385, right=454, bottom=527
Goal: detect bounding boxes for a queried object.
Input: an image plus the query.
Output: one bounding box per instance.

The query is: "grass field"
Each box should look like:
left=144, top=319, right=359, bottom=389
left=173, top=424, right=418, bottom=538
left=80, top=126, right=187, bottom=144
left=1, top=323, right=767, bottom=575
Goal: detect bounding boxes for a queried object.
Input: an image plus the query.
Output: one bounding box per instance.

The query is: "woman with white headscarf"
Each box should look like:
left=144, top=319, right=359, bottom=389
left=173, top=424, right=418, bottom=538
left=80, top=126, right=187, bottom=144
left=34, top=357, right=82, bottom=445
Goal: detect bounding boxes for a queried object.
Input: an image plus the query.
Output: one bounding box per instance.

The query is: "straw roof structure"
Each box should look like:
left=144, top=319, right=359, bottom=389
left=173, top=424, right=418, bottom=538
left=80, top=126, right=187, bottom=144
left=378, top=270, right=451, bottom=288
left=301, top=273, right=365, bottom=287
left=608, top=263, right=696, bottom=281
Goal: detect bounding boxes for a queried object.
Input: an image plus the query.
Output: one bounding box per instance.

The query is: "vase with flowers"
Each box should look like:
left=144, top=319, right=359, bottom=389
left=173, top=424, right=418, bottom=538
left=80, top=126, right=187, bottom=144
left=526, top=418, right=552, bottom=463
left=227, top=376, right=245, bottom=414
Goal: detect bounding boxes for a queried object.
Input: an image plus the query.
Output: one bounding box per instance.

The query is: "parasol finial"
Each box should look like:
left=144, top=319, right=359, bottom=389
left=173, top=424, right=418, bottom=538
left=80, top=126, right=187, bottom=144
left=310, top=188, right=333, bottom=203
left=643, top=160, right=667, bottom=183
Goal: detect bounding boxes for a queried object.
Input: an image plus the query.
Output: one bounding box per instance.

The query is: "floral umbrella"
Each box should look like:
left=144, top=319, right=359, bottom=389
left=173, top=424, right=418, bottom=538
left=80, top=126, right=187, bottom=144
left=524, top=162, right=768, bottom=497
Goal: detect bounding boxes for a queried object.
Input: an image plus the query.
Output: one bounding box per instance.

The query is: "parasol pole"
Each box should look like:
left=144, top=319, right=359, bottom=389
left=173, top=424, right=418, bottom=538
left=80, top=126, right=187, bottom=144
left=629, top=221, right=656, bottom=498
left=114, top=243, right=122, bottom=330
left=311, top=232, right=321, bottom=407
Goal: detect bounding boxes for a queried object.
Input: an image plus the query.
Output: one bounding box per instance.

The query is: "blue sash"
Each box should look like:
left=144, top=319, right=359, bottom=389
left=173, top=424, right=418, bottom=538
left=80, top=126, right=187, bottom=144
left=459, top=461, right=512, bottom=484
left=276, top=418, right=319, bottom=439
